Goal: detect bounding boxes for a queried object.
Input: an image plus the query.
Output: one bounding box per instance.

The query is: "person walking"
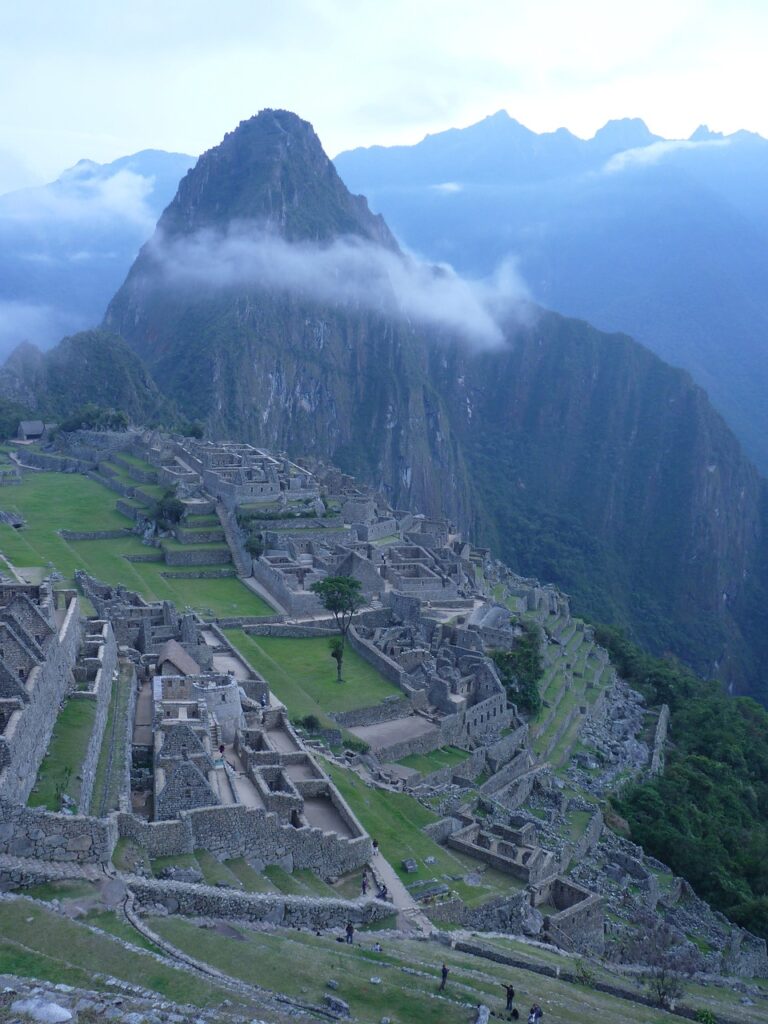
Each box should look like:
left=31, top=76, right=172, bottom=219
left=361, top=874, right=368, bottom=895
left=345, top=921, right=354, bottom=944
left=372, top=838, right=379, bottom=855
left=501, top=983, right=515, bottom=1011
left=438, top=963, right=449, bottom=991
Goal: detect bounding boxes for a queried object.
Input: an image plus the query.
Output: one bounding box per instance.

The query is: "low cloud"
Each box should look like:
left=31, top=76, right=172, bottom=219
left=0, top=168, right=156, bottom=230
left=148, top=223, right=530, bottom=348
left=430, top=181, right=463, bottom=194
left=603, top=138, right=730, bottom=174
left=0, top=301, right=82, bottom=359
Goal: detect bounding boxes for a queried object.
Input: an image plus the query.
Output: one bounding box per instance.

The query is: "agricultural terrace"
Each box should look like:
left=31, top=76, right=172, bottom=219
left=224, top=631, right=401, bottom=725
left=0, top=471, right=272, bottom=617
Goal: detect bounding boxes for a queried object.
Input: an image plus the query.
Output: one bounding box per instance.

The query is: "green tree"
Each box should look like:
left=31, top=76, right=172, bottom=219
left=490, top=622, right=543, bottom=714
left=153, top=490, right=185, bottom=527
left=310, top=575, right=364, bottom=682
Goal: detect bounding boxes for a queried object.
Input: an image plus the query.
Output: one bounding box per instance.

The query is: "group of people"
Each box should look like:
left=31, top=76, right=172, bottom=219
left=438, top=971, right=542, bottom=1022
left=360, top=866, right=389, bottom=901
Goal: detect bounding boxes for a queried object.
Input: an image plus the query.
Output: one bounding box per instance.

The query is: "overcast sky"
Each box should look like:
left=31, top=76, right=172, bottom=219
left=2, top=0, right=767, bottom=192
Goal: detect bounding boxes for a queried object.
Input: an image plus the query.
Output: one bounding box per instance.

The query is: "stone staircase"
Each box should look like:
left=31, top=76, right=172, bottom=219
left=216, top=503, right=252, bottom=577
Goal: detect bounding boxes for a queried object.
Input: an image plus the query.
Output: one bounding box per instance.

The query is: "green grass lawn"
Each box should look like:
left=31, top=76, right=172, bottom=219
left=28, top=698, right=97, bottom=810
left=0, top=471, right=272, bottom=617
left=148, top=917, right=685, bottom=1024
left=326, top=762, right=520, bottom=904
left=398, top=746, right=471, bottom=774
left=224, top=632, right=401, bottom=722
left=89, top=660, right=133, bottom=815
left=0, top=898, right=250, bottom=1010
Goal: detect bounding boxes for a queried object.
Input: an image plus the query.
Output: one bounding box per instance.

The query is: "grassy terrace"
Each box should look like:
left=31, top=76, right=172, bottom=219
left=0, top=898, right=251, bottom=1011
left=148, top=918, right=692, bottom=1024
left=398, top=745, right=471, bottom=774
left=224, top=632, right=401, bottom=723
left=119, top=842, right=364, bottom=901
left=0, top=472, right=272, bottom=617
left=28, top=698, right=96, bottom=810
left=89, top=661, right=134, bottom=815
left=326, top=762, right=519, bottom=903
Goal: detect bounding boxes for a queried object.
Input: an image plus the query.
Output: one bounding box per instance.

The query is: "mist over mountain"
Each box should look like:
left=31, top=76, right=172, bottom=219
left=335, top=113, right=768, bottom=473
left=0, top=149, right=195, bottom=358
left=96, top=109, right=768, bottom=703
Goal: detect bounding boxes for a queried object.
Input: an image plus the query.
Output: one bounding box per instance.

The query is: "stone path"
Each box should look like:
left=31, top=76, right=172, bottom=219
left=368, top=853, right=433, bottom=936
left=132, top=679, right=152, bottom=746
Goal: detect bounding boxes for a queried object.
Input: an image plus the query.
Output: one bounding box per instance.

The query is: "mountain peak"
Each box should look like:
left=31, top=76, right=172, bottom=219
left=591, top=118, right=659, bottom=151
left=157, top=108, right=398, bottom=248
left=689, top=124, right=725, bottom=141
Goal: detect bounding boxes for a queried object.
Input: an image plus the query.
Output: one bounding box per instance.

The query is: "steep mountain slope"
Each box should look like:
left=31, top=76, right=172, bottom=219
left=335, top=114, right=768, bottom=473
left=0, top=329, right=163, bottom=424
left=102, top=109, right=767, bottom=701
left=0, top=149, right=194, bottom=357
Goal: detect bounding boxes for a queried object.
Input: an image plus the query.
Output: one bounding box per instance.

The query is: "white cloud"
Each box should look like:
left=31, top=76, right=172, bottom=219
left=603, top=137, right=730, bottom=174
left=0, top=169, right=156, bottom=230
left=0, top=301, right=82, bottom=358
left=147, top=222, right=530, bottom=348
left=430, top=182, right=463, bottom=194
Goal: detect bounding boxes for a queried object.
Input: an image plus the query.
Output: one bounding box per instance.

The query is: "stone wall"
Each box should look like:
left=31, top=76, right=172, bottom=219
left=60, top=528, right=133, bottom=541
left=479, top=750, right=534, bottom=797
left=88, top=469, right=134, bottom=499
left=117, top=800, right=372, bottom=877
left=346, top=626, right=406, bottom=688
left=120, top=663, right=139, bottom=812
left=161, top=569, right=237, bottom=579
left=0, top=596, right=82, bottom=804
left=15, top=451, right=92, bottom=473
left=484, top=725, right=529, bottom=773
left=0, top=799, right=116, bottom=863
left=163, top=546, right=231, bottom=566
left=426, top=890, right=542, bottom=936
left=116, top=499, right=145, bottom=522
left=413, top=748, right=487, bottom=789
left=128, top=877, right=393, bottom=929
left=76, top=623, right=118, bottom=815
left=111, top=454, right=158, bottom=485
left=174, top=528, right=226, bottom=545
left=251, top=558, right=323, bottom=616
left=332, top=695, right=412, bottom=729
left=245, top=622, right=337, bottom=639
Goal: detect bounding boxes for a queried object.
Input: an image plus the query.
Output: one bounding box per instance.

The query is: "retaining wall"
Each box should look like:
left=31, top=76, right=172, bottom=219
left=76, top=623, right=118, bottom=815
left=163, top=546, right=232, bottom=566
left=117, top=801, right=372, bottom=878
left=59, top=528, right=133, bottom=541
left=346, top=626, right=406, bottom=689
left=129, top=877, right=393, bottom=929
left=0, top=596, right=82, bottom=804
left=0, top=799, right=116, bottom=863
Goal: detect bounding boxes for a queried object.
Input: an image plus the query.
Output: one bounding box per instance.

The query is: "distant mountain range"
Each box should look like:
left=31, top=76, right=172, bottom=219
left=0, top=149, right=195, bottom=357
left=2, top=109, right=766, bottom=704
left=335, top=112, right=768, bottom=473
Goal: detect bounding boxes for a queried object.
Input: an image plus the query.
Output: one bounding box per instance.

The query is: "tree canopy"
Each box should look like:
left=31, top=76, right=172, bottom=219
left=310, top=575, right=364, bottom=682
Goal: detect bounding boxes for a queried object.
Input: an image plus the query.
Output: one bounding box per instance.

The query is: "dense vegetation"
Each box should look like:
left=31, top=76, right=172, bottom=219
left=58, top=404, right=129, bottom=432
left=490, top=622, right=544, bottom=714
left=598, top=626, right=768, bottom=940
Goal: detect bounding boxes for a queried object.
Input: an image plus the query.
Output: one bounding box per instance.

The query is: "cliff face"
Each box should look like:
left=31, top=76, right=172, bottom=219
left=102, top=109, right=767, bottom=701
